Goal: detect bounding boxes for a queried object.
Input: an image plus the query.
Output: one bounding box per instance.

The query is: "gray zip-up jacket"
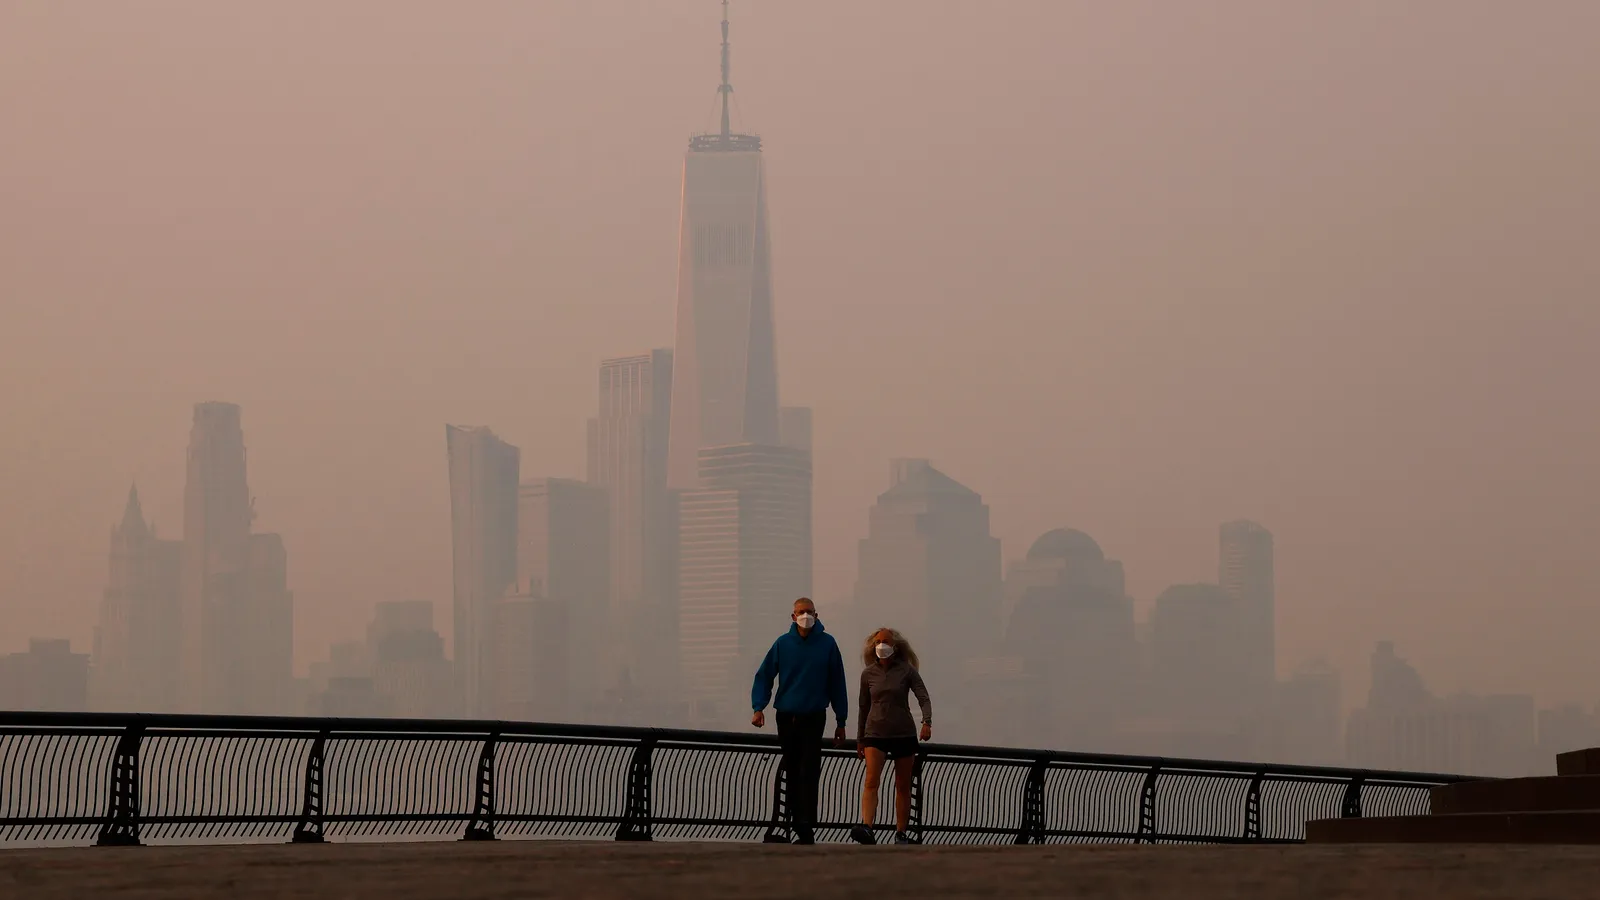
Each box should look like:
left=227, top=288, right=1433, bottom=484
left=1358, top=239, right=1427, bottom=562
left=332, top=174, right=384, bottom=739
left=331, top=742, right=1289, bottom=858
left=857, top=658, right=932, bottom=741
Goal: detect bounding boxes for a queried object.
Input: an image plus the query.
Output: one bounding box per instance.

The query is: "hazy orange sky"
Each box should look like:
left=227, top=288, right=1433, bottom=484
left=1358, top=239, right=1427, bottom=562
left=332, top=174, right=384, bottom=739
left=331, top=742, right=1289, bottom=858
left=2, top=1, right=1597, bottom=706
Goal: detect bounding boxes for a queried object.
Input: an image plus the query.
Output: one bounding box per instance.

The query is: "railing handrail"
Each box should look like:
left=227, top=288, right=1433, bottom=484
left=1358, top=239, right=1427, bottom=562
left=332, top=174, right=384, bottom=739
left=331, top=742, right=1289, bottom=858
left=0, top=709, right=1476, bottom=786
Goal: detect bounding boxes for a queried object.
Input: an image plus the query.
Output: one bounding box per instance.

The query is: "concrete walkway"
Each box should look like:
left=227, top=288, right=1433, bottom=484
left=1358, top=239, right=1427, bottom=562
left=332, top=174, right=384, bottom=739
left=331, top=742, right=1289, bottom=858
left=1, top=840, right=1597, bottom=899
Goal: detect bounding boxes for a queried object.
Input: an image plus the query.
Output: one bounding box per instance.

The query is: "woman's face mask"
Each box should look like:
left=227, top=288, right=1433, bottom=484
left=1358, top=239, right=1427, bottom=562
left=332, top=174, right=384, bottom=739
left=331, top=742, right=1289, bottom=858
left=875, top=642, right=895, bottom=659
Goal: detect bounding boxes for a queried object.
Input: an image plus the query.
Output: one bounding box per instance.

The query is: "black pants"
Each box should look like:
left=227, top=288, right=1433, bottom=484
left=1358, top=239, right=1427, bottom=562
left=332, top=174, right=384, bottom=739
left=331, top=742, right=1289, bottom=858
left=776, top=710, right=827, bottom=839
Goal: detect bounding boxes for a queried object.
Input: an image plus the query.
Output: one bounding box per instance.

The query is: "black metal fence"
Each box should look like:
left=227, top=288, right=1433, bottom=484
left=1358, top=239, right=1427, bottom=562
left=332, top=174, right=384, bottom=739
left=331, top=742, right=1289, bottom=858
left=0, top=712, right=1471, bottom=848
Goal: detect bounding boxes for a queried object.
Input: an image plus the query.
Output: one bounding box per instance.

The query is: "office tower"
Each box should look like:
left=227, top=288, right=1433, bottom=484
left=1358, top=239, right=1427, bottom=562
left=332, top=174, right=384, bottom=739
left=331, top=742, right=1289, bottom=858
left=665, top=5, right=782, bottom=489
left=677, top=443, right=811, bottom=723
left=0, top=639, right=90, bottom=712
left=92, top=486, right=182, bottom=712
left=367, top=601, right=454, bottom=718
left=177, top=401, right=292, bottom=714
left=1003, top=529, right=1135, bottom=750
left=854, top=460, right=1001, bottom=682
left=1149, top=583, right=1252, bottom=726
left=179, top=402, right=252, bottom=713
left=779, top=407, right=812, bottom=454
left=1219, top=520, right=1275, bottom=698
left=491, top=594, right=570, bottom=723
left=233, top=533, right=294, bottom=715
left=586, top=350, right=675, bottom=701
left=515, top=478, right=608, bottom=714
left=446, top=425, right=520, bottom=717
left=1345, top=642, right=1534, bottom=776
left=1271, top=660, right=1343, bottom=766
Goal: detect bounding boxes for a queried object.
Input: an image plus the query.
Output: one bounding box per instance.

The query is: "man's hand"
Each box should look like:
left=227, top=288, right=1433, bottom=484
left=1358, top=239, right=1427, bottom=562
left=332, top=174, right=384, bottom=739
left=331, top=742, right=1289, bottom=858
left=833, top=726, right=846, bottom=749
left=920, top=722, right=932, bottom=742
left=752, top=710, right=765, bottom=729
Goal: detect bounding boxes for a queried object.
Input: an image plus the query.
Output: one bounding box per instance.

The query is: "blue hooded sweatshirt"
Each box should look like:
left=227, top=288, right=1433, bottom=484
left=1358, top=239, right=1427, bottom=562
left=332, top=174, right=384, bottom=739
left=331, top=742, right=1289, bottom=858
left=751, top=620, right=849, bottom=726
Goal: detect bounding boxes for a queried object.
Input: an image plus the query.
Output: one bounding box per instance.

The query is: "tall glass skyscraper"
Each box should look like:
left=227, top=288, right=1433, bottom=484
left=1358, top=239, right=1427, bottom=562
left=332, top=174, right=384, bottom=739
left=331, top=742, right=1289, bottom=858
left=665, top=3, right=781, bottom=490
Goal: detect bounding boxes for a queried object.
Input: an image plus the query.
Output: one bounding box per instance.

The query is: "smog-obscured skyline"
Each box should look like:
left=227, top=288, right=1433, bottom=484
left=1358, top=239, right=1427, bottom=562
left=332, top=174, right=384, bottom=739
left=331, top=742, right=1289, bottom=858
left=3, top=1, right=1598, bottom=707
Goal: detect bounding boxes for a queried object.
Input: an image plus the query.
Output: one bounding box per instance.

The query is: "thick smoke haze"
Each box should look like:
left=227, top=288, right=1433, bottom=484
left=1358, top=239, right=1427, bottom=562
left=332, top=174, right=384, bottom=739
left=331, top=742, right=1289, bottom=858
left=2, top=0, right=1598, bottom=710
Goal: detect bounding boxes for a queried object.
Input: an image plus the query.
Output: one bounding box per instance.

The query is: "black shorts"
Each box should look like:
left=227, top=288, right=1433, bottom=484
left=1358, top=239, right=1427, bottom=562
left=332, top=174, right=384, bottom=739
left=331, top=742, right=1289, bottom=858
left=860, top=736, right=919, bottom=759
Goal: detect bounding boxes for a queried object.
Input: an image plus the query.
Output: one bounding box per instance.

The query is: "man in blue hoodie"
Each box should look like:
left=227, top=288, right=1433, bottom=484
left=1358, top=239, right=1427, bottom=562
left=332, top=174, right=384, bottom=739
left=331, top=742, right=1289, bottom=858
left=751, top=597, right=848, bottom=845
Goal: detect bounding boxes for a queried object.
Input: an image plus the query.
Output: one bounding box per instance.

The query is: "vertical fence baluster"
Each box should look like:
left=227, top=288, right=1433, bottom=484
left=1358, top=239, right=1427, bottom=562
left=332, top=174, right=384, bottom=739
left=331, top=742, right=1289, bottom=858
left=616, top=734, right=656, bottom=841
left=292, top=731, right=328, bottom=843
left=96, top=725, right=143, bottom=847
left=1340, top=775, right=1364, bottom=819
left=1136, top=762, right=1161, bottom=844
left=761, top=753, right=791, bottom=843
left=1243, top=770, right=1264, bottom=841
left=1014, top=758, right=1048, bottom=845
left=461, top=733, right=497, bottom=841
left=908, top=753, right=927, bottom=844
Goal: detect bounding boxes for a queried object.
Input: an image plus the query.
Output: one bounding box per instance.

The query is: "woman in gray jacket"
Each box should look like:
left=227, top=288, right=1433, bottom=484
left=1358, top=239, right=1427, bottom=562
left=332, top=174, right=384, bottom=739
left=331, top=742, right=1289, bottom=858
left=850, top=628, right=932, bottom=845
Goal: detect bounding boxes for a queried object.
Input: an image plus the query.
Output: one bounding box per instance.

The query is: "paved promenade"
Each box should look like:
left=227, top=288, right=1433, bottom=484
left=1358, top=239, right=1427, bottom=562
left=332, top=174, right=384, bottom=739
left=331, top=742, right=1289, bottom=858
left=1, top=840, right=1596, bottom=899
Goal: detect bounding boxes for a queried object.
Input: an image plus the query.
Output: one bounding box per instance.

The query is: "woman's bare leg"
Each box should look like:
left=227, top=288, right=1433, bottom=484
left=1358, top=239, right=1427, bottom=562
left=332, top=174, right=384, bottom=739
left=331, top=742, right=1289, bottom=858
left=893, top=754, right=916, bottom=833
left=861, top=748, right=888, bottom=827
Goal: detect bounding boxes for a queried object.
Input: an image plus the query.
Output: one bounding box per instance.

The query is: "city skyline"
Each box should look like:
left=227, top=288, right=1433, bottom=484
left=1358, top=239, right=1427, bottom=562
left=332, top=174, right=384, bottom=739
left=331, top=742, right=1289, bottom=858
left=3, top=0, right=1599, bottom=719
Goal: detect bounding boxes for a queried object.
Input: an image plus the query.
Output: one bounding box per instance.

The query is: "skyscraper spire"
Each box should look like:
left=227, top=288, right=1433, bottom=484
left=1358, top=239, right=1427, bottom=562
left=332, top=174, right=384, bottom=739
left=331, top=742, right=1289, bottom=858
left=719, top=0, right=732, bottom=140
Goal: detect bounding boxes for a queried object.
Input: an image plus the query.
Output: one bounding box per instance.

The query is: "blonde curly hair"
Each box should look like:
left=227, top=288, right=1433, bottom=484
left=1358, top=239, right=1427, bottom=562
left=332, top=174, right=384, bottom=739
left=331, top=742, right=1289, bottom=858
left=862, top=627, right=920, bottom=669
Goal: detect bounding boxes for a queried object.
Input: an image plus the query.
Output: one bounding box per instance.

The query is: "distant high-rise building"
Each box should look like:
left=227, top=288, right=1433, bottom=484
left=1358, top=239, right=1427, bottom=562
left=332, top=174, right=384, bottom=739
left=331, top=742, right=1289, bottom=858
left=366, top=601, right=454, bottom=719
left=179, top=402, right=252, bottom=713
left=586, top=350, right=675, bottom=700
left=0, top=639, right=89, bottom=712
left=1270, top=660, right=1343, bottom=766
left=93, top=486, right=182, bottom=712
left=779, top=407, right=812, bottom=455
left=446, top=425, right=520, bottom=717
left=1149, top=583, right=1252, bottom=727
left=854, top=460, right=1001, bottom=682
left=666, top=6, right=782, bottom=490
left=232, top=532, right=294, bottom=715
left=677, top=443, right=811, bottom=723
left=515, top=478, right=609, bottom=712
left=491, top=592, right=570, bottom=723
left=178, top=402, right=292, bottom=714
left=1003, top=529, right=1135, bottom=750
left=1219, top=520, right=1275, bottom=696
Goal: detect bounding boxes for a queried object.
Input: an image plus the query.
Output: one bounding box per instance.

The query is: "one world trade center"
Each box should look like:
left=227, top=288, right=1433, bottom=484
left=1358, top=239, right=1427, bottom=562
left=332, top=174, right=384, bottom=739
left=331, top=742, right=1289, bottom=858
left=665, top=1, right=781, bottom=490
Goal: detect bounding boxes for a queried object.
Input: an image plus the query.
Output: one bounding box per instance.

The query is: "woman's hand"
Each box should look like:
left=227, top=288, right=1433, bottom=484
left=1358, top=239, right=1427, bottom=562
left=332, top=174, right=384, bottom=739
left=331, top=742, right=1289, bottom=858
left=920, top=722, right=932, bottom=742
left=855, top=742, right=865, bottom=760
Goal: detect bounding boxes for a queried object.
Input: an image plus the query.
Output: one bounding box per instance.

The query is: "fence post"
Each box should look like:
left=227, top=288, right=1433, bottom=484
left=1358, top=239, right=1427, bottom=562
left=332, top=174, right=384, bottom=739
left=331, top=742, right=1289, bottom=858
left=1136, top=761, right=1161, bottom=844
left=1013, top=758, right=1048, bottom=845
left=96, top=725, right=143, bottom=847
left=907, top=753, right=927, bottom=844
left=291, top=731, right=329, bottom=843
left=1340, top=775, right=1364, bottom=819
left=616, top=734, right=657, bottom=842
left=461, top=732, right=498, bottom=841
left=1243, top=769, right=1264, bottom=841
left=761, top=752, right=791, bottom=844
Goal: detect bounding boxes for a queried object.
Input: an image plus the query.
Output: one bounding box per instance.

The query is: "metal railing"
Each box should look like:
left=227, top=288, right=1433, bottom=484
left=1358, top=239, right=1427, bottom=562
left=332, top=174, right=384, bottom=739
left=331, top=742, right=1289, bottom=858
left=0, top=712, right=1471, bottom=847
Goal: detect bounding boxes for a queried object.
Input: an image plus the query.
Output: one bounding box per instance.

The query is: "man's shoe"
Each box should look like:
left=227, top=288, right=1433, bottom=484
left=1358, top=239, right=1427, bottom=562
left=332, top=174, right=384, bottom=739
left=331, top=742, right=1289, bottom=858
left=849, top=824, right=877, bottom=845
left=793, top=831, right=816, bottom=845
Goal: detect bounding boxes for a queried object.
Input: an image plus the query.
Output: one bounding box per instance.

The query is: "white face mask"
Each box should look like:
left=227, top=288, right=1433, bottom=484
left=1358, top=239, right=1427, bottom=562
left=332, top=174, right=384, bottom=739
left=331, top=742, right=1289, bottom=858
left=795, top=613, right=816, bottom=630
left=875, top=643, right=895, bottom=659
